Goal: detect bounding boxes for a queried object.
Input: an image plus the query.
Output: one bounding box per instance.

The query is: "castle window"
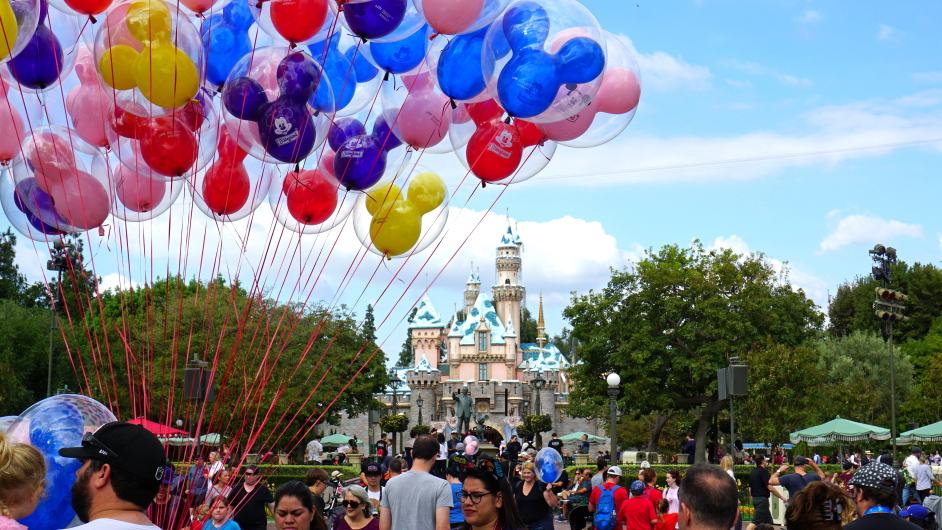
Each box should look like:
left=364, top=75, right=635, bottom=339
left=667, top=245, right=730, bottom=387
left=478, top=331, right=487, bottom=352
left=479, top=363, right=488, bottom=381
left=504, top=279, right=510, bottom=285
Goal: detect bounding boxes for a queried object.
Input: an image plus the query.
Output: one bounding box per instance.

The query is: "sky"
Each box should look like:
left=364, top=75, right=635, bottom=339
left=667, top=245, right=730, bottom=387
left=4, top=0, right=942, bottom=365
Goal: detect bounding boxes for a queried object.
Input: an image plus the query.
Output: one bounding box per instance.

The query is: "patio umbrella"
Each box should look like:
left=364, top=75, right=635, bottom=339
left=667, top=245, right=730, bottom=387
left=897, top=420, right=942, bottom=444
left=127, top=418, right=189, bottom=440
left=559, top=432, right=607, bottom=443
left=789, top=416, right=891, bottom=453
left=321, top=433, right=353, bottom=446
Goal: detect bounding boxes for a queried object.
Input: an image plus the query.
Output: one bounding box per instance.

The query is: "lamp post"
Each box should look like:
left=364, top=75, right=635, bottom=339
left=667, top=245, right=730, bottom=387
left=530, top=370, right=546, bottom=447
left=390, top=372, right=402, bottom=454
left=46, top=240, right=73, bottom=397
left=417, top=396, right=424, bottom=426
left=607, top=373, right=621, bottom=464
left=870, top=244, right=906, bottom=462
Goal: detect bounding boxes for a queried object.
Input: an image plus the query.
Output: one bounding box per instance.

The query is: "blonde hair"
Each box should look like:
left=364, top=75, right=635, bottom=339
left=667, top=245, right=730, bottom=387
left=720, top=455, right=734, bottom=472
left=522, top=461, right=536, bottom=472
left=0, top=433, right=47, bottom=517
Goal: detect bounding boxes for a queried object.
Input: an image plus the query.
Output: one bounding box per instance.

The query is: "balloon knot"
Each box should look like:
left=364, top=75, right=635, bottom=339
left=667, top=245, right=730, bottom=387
left=429, top=32, right=439, bottom=41
left=383, top=71, right=390, bottom=82
left=386, top=254, right=392, bottom=261
left=449, top=98, right=457, bottom=110
left=481, top=182, right=487, bottom=188
left=289, top=42, right=297, bottom=49
left=294, top=163, right=300, bottom=173
left=89, top=14, right=97, bottom=23
left=504, top=116, right=511, bottom=124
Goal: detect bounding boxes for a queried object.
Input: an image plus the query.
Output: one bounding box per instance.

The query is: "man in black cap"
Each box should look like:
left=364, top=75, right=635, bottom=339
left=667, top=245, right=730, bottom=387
left=362, top=462, right=385, bottom=513
left=845, top=463, right=921, bottom=530
left=768, top=455, right=822, bottom=500
left=227, top=464, right=274, bottom=530
left=58, top=420, right=168, bottom=529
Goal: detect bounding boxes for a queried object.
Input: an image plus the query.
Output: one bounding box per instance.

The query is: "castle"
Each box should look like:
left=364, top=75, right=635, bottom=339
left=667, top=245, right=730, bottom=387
left=330, top=221, right=601, bottom=449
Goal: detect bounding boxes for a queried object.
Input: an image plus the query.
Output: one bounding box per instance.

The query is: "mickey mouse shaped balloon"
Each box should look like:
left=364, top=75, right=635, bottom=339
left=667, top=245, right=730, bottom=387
left=223, top=48, right=332, bottom=164
left=201, top=0, right=254, bottom=92
left=3, top=0, right=80, bottom=93
left=330, top=114, right=402, bottom=191
left=481, top=0, right=606, bottom=123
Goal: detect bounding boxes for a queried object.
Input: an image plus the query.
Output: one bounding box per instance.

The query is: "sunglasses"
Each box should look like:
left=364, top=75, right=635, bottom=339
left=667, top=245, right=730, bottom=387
left=460, top=491, right=495, bottom=505
left=244, top=472, right=257, bottom=476
left=82, top=432, right=119, bottom=460
left=341, top=500, right=361, bottom=509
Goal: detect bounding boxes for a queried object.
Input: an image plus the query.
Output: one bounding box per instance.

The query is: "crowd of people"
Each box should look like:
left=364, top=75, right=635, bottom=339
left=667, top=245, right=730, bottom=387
left=0, top=423, right=940, bottom=530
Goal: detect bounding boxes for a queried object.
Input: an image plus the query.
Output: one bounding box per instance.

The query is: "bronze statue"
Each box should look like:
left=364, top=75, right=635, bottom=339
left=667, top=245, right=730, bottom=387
left=453, top=388, right=473, bottom=434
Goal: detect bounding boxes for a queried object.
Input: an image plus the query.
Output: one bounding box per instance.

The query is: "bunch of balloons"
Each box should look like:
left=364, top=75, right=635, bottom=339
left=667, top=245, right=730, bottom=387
left=0, top=0, right=641, bottom=260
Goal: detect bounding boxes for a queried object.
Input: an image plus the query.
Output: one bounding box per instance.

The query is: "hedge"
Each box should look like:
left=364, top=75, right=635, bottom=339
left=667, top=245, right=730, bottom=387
left=172, top=463, right=362, bottom=488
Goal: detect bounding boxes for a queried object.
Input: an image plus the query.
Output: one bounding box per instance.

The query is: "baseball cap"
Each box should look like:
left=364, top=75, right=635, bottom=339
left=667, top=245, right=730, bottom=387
left=878, top=454, right=894, bottom=465
left=912, top=446, right=923, bottom=454
left=456, top=443, right=465, bottom=451
left=900, top=505, right=930, bottom=520
left=630, top=480, right=645, bottom=495
left=849, top=463, right=897, bottom=491
left=364, top=463, right=382, bottom=475
left=793, top=455, right=808, bottom=466
left=244, top=464, right=260, bottom=475
left=607, top=465, right=623, bottom=476
left=58, top=421, right=167, bottom=484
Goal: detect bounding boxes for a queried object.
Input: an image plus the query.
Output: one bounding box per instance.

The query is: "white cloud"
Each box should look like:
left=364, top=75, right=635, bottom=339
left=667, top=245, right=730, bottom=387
left=725, top=79, right=753, bottom=89
left=800, top=10, right=821, bottom=23
left=725, top=60, right=812, bottom=87
left=777, top=73, right=813, bottom=87
left=914, top=72, right=942, bottom=84
left=97, top=273, right=140, bottom=292
left=615, top=34, right=712, bottom=92
left=819, top=214, right=924, bottom=253
left=877, top=24, right=896, bottom=41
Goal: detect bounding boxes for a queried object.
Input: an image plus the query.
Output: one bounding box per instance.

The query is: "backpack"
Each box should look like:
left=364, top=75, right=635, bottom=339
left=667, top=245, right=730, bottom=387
left=594, top=485, right=621, bottom=530
left=903, top=466, right=917, bottom=488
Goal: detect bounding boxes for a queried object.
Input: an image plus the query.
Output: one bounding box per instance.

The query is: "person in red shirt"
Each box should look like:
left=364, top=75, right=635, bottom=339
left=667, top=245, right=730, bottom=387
left=653, top=499, right=677, bottom=530
left=640, top=469, right=662, bottom=508
left=589, top=466, right=631, bottom=530
left=618, top=480, right=658, bottom=530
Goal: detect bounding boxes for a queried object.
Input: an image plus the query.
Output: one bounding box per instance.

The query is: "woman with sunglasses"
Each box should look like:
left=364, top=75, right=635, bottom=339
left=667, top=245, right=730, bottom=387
left=461, top=463, right=528, bottom=530
left=332, top=485, right=378, bottom=530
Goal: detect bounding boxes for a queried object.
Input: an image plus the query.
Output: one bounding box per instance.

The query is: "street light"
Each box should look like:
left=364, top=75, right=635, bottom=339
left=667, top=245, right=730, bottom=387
left=390, top=372, right=402, bottom=453
left=531, top=371, right=546, bottom=415
left=870, top=244, right=905, bottom=461
left=46, top=240, right=73, bottom=397
left=607, top=372, right=621, bottom=464
left=417, top=396, right=424, bottom=426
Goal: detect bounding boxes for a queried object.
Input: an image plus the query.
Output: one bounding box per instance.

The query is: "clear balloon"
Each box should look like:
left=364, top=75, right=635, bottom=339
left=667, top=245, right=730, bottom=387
left=251, top=0, right=328, bottom=45
left=481, top=0, right=606, bottom=123
left=268, top=153, right=355, bottom=234
left=413, top=0, right=508, bottom=36
left=336, top=38, right=382, bottom=116
left=1, top=0, right=81, bottom=93
left=65, top=45, right=112, bottom=148
left=1, top=167, right=69, bottom=241
left=427, top=25, right=491, bottom=103
left=190, top=128, right=275, bottom=221
left=534, top=447, right=562, bottom=484
left=381, top=68, right=454, bottom=153
left=110, top=159, right=185, bottom=221
left=7, top=394, right=117, bottom=530
left=0, top=79, right=28, bottom=165
left=0, top=0, right=41, bottom=65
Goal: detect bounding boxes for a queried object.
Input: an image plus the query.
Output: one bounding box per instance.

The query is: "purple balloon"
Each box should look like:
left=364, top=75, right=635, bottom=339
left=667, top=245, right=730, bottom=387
left=8, top=24, right=64, bottom=90
left=334, top=135, right=388, bottom=191
left=223, top=76, right=269, bottom=122
left=328, top=118, right=365, bottom=151
left=371, top=115, right=402, bottom=152
left=342, top=0, right=407, bottom=41
left=13, top=184, right=67, bottom=234
left=277, top=52, right=321, bottom=103
left=258, top=101, right=316, bottom=163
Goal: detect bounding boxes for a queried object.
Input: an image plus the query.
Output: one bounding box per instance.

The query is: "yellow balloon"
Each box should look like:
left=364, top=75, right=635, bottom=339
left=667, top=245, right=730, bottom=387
left=125, top=0, right=172, bottom=44
left=133, top=44, right=199, bottom=108
left=365, top=182, right=404, bottom=216
left=0, top=0, right=19, bottom=62
left=406, top=171, right=446, bottom=215
left=99, top=45, right=140, bottom=90
left=369, top=200, right=422, bottom=258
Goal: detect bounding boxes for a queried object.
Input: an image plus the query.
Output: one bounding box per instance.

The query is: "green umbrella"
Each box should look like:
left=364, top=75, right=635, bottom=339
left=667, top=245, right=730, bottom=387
left=897, top=420, right=942, bottom=444
left=558, top=432, right=607, bottom=443
left=321, top=433, right=353, bottom=446
left=790, top=416, right=891, bottom=445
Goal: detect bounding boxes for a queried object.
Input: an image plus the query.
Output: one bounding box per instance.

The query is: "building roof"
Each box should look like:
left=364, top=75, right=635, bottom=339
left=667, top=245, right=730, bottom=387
left=499, top=222, right=522, bottom=247
left=386, top=367, right=412, bottom=393
left=409, top=294, right=443, bottom=329
left=518, top=342, right=569, bottom=370
left=502, top=315, right=517, bottom=338
left=413, top=353, right=438, bottom=372
left=454, top=292, right=506, bottom=345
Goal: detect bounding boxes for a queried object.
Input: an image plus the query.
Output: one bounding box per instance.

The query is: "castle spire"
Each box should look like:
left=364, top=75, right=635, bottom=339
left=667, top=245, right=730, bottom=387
left=536, top=292, right=547, bottom=349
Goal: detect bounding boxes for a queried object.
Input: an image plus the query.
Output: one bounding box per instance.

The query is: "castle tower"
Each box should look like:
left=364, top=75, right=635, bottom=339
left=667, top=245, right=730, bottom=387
left=493, top=221, right=526, bottom=341
left=536, top=293, right=547, bottom=349
left=463, top=264, right=480, bottom=318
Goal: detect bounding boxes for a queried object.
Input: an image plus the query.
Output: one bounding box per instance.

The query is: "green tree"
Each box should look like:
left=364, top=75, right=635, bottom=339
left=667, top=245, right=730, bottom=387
left=0, top=228, right=27, bottom=301
left=364, top=304, right=376, bottom=342
left=550, top=327, right=575, bottom=361
left=397, top=307, right=418, bottom=368
left=564, top=241, right=823, bottom=463
left=519, top=307, right=538, bottom=343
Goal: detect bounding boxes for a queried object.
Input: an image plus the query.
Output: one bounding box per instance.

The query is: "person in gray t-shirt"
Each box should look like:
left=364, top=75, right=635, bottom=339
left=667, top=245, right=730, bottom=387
left=380, top=435, right=453, bottom=530
left=590, top=462, right=608, bottom=491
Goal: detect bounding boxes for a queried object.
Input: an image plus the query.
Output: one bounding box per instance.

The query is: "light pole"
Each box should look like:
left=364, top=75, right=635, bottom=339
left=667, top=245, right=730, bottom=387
left=870, top=244, right=907, bottom=462
left=417, top=396, right=424, bottom=426
left=46, top=240, right=72, bottom=397
left=607, top=373, right=621, bottom=463
left=390, top=372, right=402, bottom=454
left=530, top=371, right=546, bottom=447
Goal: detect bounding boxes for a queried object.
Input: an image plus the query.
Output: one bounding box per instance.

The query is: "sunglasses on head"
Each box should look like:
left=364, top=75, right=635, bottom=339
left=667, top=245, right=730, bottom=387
left=82, top=432, right=119, bottom=460
left=341, top=500, right=361, bottom=509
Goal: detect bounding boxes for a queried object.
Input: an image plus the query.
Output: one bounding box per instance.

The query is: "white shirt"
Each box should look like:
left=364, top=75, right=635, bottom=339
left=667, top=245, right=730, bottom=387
left=904, top=454, right=920, bottom=468
left=67, top=519, right=162, bottom=530
left=438, top=443, right=447, bottom=460
left=306, top=440, right=323, bottom=462
left=209, top=461, right=224, bottom=478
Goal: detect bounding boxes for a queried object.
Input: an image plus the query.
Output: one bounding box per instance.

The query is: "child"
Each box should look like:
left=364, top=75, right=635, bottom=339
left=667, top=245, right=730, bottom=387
left=185, top=504, right=211, bottom=530
left=0, top=433, right=47, bottom=530
left=205, top=497, right=240, bottom=530
left=654, top=499, right=677, bottom=530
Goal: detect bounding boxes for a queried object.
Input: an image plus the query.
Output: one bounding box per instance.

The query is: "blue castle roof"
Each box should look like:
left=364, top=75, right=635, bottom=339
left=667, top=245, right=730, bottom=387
left=453, top=292, right=506, bottom=346
left=409, top=295, right=443, bottom=329
left=518, top=343, right=569, bottom=371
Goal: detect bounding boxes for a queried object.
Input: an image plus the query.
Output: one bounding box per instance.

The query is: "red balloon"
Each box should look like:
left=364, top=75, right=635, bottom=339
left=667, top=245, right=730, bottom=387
left=178, top=99, right=206, bottom=133
left=139, top=117, right=198, bottom=177
left=109, top=107, right=145, bottom=140
left=64, top=0, right=112, bottom=15
left=270, top=0, right=328, bottom=43
left=218, top=128, right=248, bottom=163
left=285, top=169, right=338, bottom=225
left=515, top=120, right=544, bottom=147
left=202, top=159, right=251, bottom=215
left=466, top=121, right=523, bottom=182
left=467, top=99, right=505, bottom=127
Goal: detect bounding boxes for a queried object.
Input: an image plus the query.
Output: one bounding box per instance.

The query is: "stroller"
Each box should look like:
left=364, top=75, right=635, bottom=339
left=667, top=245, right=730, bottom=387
left=569, top=505, right=591, bottom=530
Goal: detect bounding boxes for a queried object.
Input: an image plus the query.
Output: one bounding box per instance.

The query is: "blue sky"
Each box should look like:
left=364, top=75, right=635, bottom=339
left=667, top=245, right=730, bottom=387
left=5, top=0, right=942, bottom=362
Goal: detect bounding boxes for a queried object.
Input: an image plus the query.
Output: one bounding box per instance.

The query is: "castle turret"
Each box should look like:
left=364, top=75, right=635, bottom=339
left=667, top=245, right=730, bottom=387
left=536, top=293, right=547, bottom=349
left=493, top=221, right=525, bottom=340
left=463, top=264, right=480, bottom=318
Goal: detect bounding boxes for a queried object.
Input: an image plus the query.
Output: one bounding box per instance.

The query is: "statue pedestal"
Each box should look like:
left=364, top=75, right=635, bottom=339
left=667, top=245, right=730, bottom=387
left=574, top=454, right=590, bottom=465
left=348, top=454, right=363, bottom=466
left=478, top=444, right=499, bottom=458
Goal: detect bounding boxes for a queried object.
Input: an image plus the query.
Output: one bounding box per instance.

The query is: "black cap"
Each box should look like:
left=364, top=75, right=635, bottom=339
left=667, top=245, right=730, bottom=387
left=364, top=463, right=382, bottom=475
left=912, top=446, right=923, bottom=454
left=58, top=421, right=167, bottom=485
left=793, top=455, right=808, bottom=466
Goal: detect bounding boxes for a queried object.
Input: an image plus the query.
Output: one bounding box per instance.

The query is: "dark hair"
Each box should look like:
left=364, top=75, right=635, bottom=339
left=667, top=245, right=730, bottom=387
left=666, top=470, right=681, bottom=485
left=437, top=433, right=446, bottom=444
left=641, top=468, right=656, bottom=484
left=275, top=481, right=314, bottom=511
left=88, top=459, right=159, bottom=510
left=552, top=433, right=557, bottom=437
left=446, top=466, right=462, bottom=479
left=657, top=498, right=669, bottom=518
left=857, top=485, right=896, bottom=509
left=754, top=454, right=766, bottom=466
left=677, top=463, right=738, bottom=530
left=305, top=467, right=328, bottom=487
left=389, top=459, right=403, bottom=474
left=413, top=435, right=440, bottom=460
left=462, top=467, right=527, bottom=530
left=597, top=461, right=607, bottom=471
left=784, top=482, right=854, bottom=530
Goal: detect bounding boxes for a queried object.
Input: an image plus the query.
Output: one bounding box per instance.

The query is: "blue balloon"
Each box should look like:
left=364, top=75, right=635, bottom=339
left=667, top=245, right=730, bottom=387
left=202, top=0, right=254, bottom=90
left=496, top=2, right=604, bottom=118
left=308, top=35, right=356, bottom=112
left=342, top=0, right=406, bottom=41
left=223, top=76, right=268, bottom=122
left=345, top=45, right=379, bottom=83
left=437, top=26, right=489, bottom=101
left=368, top=24, right=429, bottom=74
left=332, top=115, right=400, bottom=190
left=258, top=101, right=317, bottom=163
left=534, top=447, right=562, bottom=485
left=18, top=400, right=84, bottom=530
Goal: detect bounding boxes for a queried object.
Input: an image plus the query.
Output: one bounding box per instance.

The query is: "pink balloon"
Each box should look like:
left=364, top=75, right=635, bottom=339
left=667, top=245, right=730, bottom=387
left=114, top=165, right=166, bottom=212
left=67, top=48, right=113, bottom=149
left=0, top=81, right=25, bottom=165
left=26, top=132, right=77, bottom=192
left=317, top=149, right=336, bottom=178
left=537, top=68, right=640, bottom=142
left=49, top=171, right=111, bottom=229
left=421, top=0, right=484, bottom=35
left=397, top=74, right=451, bottom=149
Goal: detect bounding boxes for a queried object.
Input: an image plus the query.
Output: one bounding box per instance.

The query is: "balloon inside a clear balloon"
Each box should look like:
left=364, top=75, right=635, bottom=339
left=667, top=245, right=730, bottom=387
left=535, top=447, right=562, bottom=484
